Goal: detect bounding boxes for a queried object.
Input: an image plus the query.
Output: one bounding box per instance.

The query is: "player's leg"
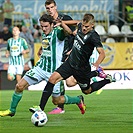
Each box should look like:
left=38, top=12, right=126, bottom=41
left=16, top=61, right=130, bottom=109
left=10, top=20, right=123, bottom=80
left=15, top=65, right=24, bottom=83
left=80, top=74, right=116, bottom=95
left=48, top=80, right=65, bottom=114
left=7, top=65, right=16, bottom=81
left=65, top=76, right=77, bottom=87
left=0, top=78, right=29, bottom=117
left=0, top=67, right=42, bottom=117
left=52, top=94, right=86, bottom=114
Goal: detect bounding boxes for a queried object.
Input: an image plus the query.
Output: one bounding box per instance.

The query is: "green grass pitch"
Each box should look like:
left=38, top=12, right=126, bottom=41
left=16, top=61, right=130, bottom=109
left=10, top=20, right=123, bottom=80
left=0, top=89, right=132, bottom=133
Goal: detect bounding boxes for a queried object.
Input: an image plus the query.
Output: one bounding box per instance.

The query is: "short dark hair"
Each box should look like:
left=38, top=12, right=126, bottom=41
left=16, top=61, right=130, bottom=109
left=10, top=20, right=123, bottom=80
left=83, top=13, right=95, bottom=24
left=39, top=13, right=54, bottom=24
left=45, top=0, right=56, bottom=6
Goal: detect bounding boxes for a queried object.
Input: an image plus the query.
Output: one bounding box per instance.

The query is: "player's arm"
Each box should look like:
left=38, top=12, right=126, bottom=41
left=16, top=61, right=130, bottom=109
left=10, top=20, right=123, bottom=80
left=5, top=50, right=10, bottom=58
left=22, top=48, right=30, bottom=55
left=37, top=46, right=42, bottom=57
left=5, top=41, right=10, bottom=57
left=21, top=39, right=30, bottom=55
left=93, top=47, right=105, bottom=69
left=61, top=21, right=73, bottom=35
left=62, top=20, right=81, bottom=26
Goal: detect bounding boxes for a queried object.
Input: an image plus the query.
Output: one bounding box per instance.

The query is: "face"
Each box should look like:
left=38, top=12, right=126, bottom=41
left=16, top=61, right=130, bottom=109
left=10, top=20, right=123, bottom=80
left=81, top=21, right=94, bottom=34
left=12, top=27, right=20, bottom=36
left=45, top=3, right=57, bottom=17
left=40, top=21, right=53, bottom=35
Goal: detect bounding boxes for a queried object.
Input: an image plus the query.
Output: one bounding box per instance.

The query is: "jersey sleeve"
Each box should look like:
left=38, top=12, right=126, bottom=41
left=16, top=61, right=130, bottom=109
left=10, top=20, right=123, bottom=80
left=22, top=38, right=29, bottom=49
left=7, top=40, right=10, bottom=51
left=56, top=27, right=66, bottom=41
left=91, top=32, right=103, bottom=48
left=62, top=14, right=75, bottom=31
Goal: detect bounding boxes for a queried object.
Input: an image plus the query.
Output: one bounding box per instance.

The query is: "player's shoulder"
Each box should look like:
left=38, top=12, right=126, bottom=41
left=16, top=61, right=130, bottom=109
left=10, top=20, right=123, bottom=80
left=19, top=37, right=26, bottom=40
left=19, top=37, right=27, bottom=42
left=8, top=37, right=13, bottom=41
left=58, top=13, right=73, bottom=20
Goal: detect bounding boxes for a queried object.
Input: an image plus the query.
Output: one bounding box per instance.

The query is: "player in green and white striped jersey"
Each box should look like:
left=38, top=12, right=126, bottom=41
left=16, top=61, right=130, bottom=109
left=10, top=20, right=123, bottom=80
left=0, top=14, right=73, bottom=117
left=6, top=26, right=29, bottom=83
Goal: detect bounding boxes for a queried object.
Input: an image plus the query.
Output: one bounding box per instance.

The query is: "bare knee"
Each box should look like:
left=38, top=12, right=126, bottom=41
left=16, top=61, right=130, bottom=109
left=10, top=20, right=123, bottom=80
left=7, top=74, right=15, bottom=81
left=82, top=88, right=92, bottom=94
left=49, top=72, right=63, bottom=84
left=52, top=96, right=65, bottom=105
left=66, top=76, right=77, bottom=87
left=15, top=83, right=24, bottom=93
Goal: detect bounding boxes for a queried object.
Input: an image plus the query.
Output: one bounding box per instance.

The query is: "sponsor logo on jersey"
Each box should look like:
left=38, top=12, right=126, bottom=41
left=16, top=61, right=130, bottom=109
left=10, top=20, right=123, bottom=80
left=42, top=50, right=51, bottom=57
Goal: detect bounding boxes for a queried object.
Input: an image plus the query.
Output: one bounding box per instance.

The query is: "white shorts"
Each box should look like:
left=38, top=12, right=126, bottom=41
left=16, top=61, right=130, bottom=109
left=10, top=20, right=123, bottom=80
left=8, top=65, right=24, bottom=75
left=24, top=66, right=63, bottom=97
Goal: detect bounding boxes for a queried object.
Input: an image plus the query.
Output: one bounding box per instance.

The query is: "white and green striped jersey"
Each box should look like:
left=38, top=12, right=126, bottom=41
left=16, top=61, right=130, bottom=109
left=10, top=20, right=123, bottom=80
left=7, top=37, right=29, bottom=65
left=35, top=26, right=66, bottom=73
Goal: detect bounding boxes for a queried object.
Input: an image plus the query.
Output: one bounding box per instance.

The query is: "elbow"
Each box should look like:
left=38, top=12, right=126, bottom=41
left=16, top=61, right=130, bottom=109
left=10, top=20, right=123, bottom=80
left=68, top=30, right=73, bottom=35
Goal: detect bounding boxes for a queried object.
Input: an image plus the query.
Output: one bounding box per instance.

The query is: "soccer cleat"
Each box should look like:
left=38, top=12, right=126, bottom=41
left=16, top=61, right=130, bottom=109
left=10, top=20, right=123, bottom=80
left=29, top=106, right=42, bottom=113
left=96, top=89, right=103, bottom=95
left=48, top=107, right=65, bottom=114
left=77, top=95, right=86, bottom=114
left=105, top=74, right=116, bottom=82
left=0, top=109, right=15, bottom=117
left=97, top=66, right=107, bottom=78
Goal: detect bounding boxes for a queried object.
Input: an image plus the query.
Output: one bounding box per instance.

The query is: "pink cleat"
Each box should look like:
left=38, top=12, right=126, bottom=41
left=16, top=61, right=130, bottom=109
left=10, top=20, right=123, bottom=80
left=97, top=66, right=107, bottom=78
left=48, top=107, right=65, bottom=114
left=77, top=95, right=86, bottom=114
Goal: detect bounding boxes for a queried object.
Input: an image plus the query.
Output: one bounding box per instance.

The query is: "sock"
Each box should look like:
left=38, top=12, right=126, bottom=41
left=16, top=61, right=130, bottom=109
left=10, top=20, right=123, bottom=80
left=91, top=79, right=110, bottom=93
left=64, top=95, right=80, bottom=104
left=89, top=71, right=98, bottom=78
left=39, top=81, right=54, bottom=110
left=10, top=92, right=23, bottom=113
left=57, top=80, right=65, bottom=110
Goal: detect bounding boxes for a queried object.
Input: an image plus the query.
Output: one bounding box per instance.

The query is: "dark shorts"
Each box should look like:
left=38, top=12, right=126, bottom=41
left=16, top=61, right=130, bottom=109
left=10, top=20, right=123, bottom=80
left=4, top=18, right=12, bottom=27
left=56, top=59, right=91, bottom=91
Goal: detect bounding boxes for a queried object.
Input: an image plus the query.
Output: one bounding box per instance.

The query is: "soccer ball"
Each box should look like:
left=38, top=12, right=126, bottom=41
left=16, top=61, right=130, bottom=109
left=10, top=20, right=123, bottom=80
left=31, top=110, right=48, bottom=127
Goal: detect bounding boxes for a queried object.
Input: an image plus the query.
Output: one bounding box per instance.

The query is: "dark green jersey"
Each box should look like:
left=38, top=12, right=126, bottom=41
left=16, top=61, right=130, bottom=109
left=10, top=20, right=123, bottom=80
left=69, top=23, right=103, bottom=69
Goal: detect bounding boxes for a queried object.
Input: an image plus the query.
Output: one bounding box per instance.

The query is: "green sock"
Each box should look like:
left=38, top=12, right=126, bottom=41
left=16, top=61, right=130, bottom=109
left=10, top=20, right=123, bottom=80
left=64, top=95, right=80, bottom=104
left=10, top=92, right=23, bottom=113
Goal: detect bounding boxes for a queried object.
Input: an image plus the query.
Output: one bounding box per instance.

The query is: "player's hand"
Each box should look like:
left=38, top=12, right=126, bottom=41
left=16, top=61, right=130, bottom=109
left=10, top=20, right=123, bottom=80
left=5, top=53, right=9, bottom=58
left=92, top=63, right=99, bottom=69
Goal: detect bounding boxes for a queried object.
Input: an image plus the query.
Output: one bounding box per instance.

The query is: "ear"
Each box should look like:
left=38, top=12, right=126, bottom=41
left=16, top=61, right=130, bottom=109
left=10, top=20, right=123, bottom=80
left=51, top=23, right=54, bottom=28
left=55, top=5, right=57, bottom=10
left=91, top=23, right=94, bottom=28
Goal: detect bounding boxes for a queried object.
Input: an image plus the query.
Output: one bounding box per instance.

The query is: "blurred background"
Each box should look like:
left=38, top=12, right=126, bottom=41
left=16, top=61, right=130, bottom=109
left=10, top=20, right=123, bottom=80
left=0, top=0, right=133, bottom=90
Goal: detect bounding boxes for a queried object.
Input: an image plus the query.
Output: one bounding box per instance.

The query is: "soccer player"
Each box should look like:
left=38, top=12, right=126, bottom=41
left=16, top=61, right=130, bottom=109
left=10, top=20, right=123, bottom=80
left=30, top=13, right=116, bottom=114
left=40, top=0, right=76, bottom=114
left=5, top=26, right=30, bottom=83
left=0, top=14, right=85, bottom=117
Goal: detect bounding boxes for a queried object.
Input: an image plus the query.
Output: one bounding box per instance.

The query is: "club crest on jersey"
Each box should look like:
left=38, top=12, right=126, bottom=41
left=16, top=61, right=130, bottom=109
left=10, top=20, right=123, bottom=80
left=42, top=39, right=49, bottom=49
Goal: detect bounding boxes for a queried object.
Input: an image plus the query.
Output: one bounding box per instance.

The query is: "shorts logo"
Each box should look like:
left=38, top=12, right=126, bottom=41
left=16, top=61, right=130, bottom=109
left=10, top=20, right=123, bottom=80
left=78, top=83, right=87, bottom=88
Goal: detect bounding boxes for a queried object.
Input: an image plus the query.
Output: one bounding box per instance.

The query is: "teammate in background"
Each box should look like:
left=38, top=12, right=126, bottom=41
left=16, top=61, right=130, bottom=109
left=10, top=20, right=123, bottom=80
left=0, top=13, right=83, bottom=117
left=40, top=0, right=75, bottom=114
left=30, top=13, right=116, bottom=115
left=3, top=0, right=14, bottom=27
left=5, top=26, right=29, bottom=83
